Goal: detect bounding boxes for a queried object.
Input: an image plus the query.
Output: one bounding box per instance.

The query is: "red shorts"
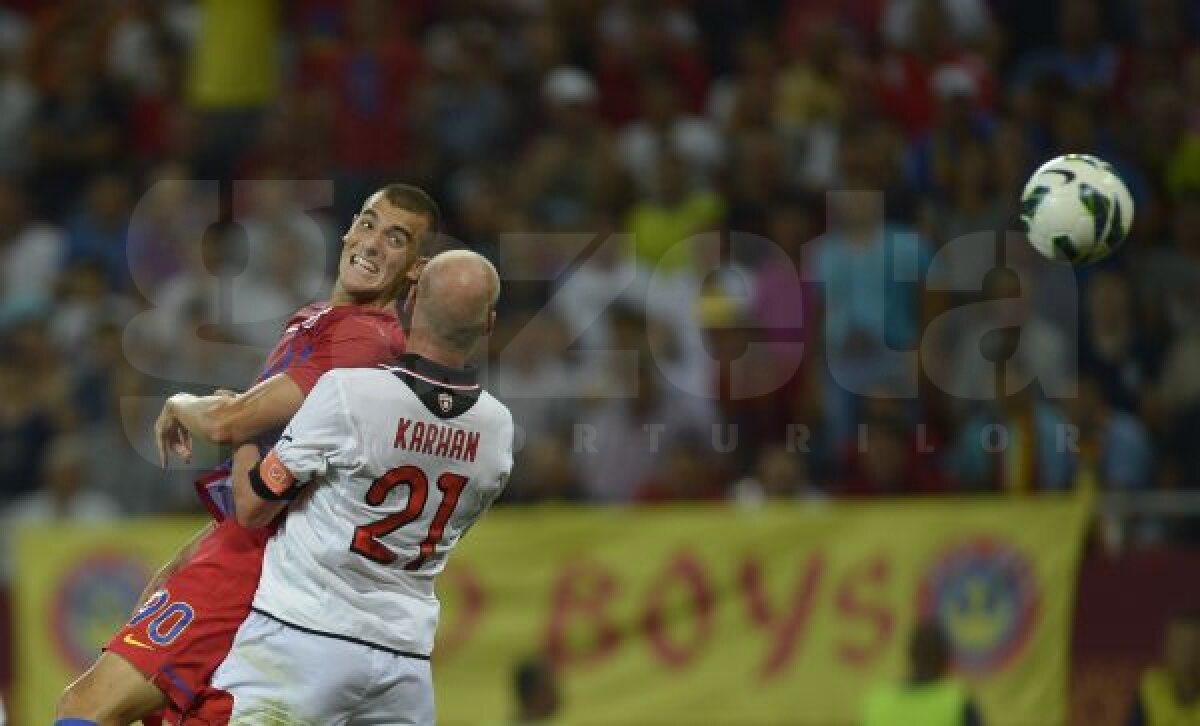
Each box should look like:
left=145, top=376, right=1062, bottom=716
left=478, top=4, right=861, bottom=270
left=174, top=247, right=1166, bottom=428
left=106, top=519, right=271, bottom=719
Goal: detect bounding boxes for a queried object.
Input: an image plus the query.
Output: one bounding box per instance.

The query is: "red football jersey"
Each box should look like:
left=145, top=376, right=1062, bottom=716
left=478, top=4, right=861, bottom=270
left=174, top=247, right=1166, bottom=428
left=110, top=302, right=408, bottom=722
left=257, top=302, right=407, bottom=393
left=196, top=302, right=407, bottom=520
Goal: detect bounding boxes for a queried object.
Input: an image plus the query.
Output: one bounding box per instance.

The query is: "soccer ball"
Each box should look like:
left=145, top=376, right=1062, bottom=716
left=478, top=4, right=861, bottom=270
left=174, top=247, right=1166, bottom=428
left=1019, top=154, right=1134, bottom=264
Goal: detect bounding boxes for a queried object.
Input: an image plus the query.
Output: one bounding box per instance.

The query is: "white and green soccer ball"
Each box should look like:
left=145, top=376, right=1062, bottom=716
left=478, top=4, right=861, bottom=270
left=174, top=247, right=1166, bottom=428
left=1019, top=153, right=1134, bottom=264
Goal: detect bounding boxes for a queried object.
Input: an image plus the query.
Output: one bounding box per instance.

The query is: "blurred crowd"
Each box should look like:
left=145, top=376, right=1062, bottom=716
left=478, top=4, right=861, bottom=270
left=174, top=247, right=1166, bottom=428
left=0, top=0, right=1198, bottom=557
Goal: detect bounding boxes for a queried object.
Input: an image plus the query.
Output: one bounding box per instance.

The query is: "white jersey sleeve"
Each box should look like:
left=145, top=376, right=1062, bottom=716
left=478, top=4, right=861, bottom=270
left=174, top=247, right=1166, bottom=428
left=272, top=373, right=360, bottom=485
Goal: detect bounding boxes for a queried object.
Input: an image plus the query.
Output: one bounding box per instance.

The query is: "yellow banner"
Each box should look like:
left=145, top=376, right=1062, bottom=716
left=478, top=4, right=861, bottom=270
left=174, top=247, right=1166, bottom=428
left=13, top=500, right=1088, bottom=726
left=13, top=518, right=206, bottom=726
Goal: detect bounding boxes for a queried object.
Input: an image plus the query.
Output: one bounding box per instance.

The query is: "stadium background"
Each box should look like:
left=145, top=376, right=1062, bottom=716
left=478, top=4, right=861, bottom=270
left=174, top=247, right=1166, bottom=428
left=0, top=0, right=1199, bottom=724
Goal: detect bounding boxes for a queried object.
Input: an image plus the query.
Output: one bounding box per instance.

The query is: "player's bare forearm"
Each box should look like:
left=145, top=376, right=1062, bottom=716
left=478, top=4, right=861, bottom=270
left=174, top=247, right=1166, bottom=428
left=132, top=521, right=215, bottom=612
left=231, top=442, right=287, bottom=528
left=157, top=374, right=305, bottom=465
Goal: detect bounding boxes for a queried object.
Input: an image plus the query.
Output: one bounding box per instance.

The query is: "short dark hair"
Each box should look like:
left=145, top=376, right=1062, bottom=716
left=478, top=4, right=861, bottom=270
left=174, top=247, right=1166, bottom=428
left=514, top=657, right=553, bottom=703
left=910, top=621, right=952, bottom=679
left=376, top=183, right=442, bottom=251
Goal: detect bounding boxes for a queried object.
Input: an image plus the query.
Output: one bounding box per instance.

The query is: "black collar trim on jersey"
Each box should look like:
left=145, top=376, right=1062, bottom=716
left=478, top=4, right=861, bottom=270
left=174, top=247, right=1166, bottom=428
left=383, top=353, right=481, bottom=419
left=386, top=353, right=479, bottom=388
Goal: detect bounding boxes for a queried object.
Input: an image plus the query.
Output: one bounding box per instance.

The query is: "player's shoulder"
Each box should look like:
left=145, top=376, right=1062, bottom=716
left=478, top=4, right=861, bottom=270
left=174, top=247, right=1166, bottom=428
left=287, top=302, right=332, bottom=329
left=319, top=365, right=399, bottom=389
left=306, top=304, right=407, bottom=361
left=476, top=389, right=515, bottom=433
left=317, top=304, right=403, bottom=336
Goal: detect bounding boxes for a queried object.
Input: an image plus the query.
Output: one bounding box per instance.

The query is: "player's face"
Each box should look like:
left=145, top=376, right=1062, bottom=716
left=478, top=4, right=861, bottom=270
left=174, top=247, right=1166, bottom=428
left=339, top=196, right=430, bottom=303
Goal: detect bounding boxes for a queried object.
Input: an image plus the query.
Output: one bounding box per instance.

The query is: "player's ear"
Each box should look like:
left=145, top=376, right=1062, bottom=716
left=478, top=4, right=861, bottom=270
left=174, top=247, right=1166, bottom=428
left=407, top=256, right=430, bottom=282
left=403, top=279, right=419, bottom=315
left=484, top=308, right=496, bottom=337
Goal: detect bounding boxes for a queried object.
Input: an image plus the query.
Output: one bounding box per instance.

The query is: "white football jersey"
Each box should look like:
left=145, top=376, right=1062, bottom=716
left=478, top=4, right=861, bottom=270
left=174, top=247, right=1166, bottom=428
left=252, top=355, right=513, bottom=657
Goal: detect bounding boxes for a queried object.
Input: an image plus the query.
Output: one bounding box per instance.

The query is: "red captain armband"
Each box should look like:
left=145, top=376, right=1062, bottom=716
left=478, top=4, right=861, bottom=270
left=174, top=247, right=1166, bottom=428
left=248, top=449, right=303, bottom=501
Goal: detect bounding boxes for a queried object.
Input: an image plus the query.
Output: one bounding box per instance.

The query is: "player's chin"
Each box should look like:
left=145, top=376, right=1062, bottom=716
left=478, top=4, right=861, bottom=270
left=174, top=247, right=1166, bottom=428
left=343, top=278, right=396, bottom=300
left=341, top=267, right=380, bottom=292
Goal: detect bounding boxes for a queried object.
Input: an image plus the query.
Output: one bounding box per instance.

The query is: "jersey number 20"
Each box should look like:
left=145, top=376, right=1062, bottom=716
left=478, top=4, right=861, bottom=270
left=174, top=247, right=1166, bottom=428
left=350, top=465, right=467, bottom=570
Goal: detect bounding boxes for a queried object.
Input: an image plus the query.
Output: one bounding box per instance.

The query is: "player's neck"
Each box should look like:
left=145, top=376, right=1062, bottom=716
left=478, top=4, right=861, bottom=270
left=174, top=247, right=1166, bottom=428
left=405, top=332, right=470, bottom=371
left=329, top=283, right=391, bottom=309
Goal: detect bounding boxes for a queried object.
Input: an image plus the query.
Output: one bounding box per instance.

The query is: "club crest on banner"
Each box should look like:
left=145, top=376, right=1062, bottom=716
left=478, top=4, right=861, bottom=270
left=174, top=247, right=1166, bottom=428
left=50, top=553, right=150, bottom=670
left=918, top=538, right=1040, bottom=675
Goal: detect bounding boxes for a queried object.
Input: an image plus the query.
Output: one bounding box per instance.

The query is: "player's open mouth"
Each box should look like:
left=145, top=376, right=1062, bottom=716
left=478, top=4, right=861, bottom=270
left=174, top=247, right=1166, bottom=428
left=350, top=254, right=379, bottom=274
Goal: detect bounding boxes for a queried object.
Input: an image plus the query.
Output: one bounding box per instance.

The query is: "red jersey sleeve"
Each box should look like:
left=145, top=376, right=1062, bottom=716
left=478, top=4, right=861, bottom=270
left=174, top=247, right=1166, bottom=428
left=283, top=314, right=407, bottom=394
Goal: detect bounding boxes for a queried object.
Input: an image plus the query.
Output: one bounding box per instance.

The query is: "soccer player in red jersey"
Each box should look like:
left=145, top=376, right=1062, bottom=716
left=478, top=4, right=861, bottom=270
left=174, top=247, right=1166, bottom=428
left=55, top=183, right=440, bottom=726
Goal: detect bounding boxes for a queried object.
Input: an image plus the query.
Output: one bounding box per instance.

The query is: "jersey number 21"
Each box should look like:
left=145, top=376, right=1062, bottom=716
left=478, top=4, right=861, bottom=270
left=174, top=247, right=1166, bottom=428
left=350, top=465, right=467, bottom=570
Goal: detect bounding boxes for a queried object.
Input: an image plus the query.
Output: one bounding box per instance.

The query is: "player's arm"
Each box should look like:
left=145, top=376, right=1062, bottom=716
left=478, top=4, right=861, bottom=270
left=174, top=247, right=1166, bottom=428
left=230, top=442, right=285, bottom=528
left=231, top=372, right=358, bottom=528
left=155, top=373, right=305, bottom=466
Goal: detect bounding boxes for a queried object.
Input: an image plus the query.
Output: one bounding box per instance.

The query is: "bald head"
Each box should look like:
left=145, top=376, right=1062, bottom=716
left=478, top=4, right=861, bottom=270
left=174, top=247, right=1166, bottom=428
left=410, top=250, right=501, bottom=358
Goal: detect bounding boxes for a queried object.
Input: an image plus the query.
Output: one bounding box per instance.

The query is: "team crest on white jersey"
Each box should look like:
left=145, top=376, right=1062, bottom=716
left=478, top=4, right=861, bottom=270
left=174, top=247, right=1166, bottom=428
left=437, top=392, right=453, bottom=413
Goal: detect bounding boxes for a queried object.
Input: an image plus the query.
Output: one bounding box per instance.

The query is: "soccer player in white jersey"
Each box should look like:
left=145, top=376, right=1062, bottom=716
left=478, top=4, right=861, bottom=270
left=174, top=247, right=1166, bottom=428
left=209, top=250, right=513, bottom=724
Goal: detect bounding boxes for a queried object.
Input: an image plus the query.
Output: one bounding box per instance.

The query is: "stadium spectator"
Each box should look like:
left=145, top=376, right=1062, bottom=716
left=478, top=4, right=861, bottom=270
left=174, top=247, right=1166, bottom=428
left=725, top=128, right=792, bottom=237
left=635, top=435, right=724, bottom=503
left=946, top=376, right=1073, bottom=493
left=0, top=41, right=35, bottom=177
left=837, top=413, right=944, bottom=497
left=515, top=67, right=621, bottom=230
left=65, top=316, right=185, bottom=513
left=1152, top=333, right=1200, bottom=490
left=774, top=12, right=852, bottom=190
left=625, top=152, right=724, bottom=273
left=550, top=211, right=644, bottom=353
left=1126, top=610, right=1200, bottom=726
left=0, top=357, right=56, bottom=506
left=30, top=31, right=124, bottom=219
left=730, top=444, right=824, bottom=507
left=921, top=140, right=1008, bottom=295
left=504, top=434, right=585, bottom=505
left=299, top=0, right=423, bottom=183
left=882, top=0, right=995, bottom=52
left=706, top=30, right=777, bottom=134
left=512, top=656, right=560, bottom=725
left=572, top=354, right=717, bottom=503
left=64, top=173, right=134, bottom=291
left=0, top=178, right=64, bottom=310
left=417, top=20, right=514, bottom=170
left=1061, top=376, right=1155, bottom=493
left=0, top=0, right=1191, bottom=524
left=616, top=73, right=724, bottom=197
left=0, top=433, right=119, bottom=579
left=1013, top=0, right=1119, bottom=100
left=941, top=266, right=1071, bottom=410
left=906, top=66, right=995, bottom=201
left=6, top=433, right=119, bottom=521
left=593, top=1, right=709, bottom=125
left=876, top=0, right=994, bottom=139
left=1141, top=192, right=1200, bottom=337
left=489, top=309, right=578, bottom=446
left=702, top=288, right=814, bottom=472
left=809, top=122, right=933, bottom=446
left=123, top=163, right=199, bottom=294
left=862, top=620, right=985, bottom=726
left=1079, top=271, right=1162, bottom=415
left=752, top=198, right=817, bottom=371
left=187, top=0, right=281, bottom=178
